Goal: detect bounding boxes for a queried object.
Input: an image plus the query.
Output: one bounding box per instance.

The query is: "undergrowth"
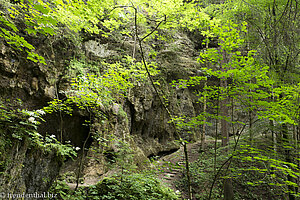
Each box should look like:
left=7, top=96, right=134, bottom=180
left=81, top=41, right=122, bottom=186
left=176, top=137, right=298, bottom=200
left=50, top=173, right=179, bottom=200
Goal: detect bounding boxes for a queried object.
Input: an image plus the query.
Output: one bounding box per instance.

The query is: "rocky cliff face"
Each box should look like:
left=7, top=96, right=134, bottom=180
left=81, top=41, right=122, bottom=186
left=0, top=139, right=62, bottom=194
left=0, top=29, right=211, bottom=191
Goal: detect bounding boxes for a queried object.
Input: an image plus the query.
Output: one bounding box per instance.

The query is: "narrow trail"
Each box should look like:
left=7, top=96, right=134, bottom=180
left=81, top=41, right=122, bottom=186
left=156, top=141, right=202, bottom=190
left=156, top=138, right=220, bottom=199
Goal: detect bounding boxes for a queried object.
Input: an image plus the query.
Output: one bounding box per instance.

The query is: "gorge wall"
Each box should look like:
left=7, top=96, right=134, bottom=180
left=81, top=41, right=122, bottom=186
left=0, top=28, right=216, bottom=192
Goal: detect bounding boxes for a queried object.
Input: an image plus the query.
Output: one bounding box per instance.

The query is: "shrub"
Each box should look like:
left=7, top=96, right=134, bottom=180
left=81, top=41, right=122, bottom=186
left=53, top=173, right=178, bottom=200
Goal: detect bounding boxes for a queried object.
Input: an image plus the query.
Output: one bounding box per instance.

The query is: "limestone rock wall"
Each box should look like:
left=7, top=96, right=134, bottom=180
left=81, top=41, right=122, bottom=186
left=0, top=139, right=62, bottom=194
left=0, top=28, right=214, bottom=191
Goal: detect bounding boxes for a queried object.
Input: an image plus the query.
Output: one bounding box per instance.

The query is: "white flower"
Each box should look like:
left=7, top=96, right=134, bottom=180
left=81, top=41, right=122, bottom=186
left=75, top=147, right=81, bottom=151
left=49, top=134, right=56, bottom=138
left=36, top=109, right=46, bottom=115
left=28, top=111, right=35, bottom=116
left=28, top=117, right=37, bottom=124
left=35, top=132, right=42, bottom=137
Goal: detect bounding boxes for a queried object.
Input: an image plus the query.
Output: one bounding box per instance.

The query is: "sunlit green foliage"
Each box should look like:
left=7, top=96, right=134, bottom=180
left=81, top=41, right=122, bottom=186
left=0, top=0, right=60, bottom=64
left=232, top=144, right=300, bottom=198
left=0, top=0, right=299, bottom=198
left=170, top=20, right=272, bottom=129
left=259, top=84, right=300, bottom=125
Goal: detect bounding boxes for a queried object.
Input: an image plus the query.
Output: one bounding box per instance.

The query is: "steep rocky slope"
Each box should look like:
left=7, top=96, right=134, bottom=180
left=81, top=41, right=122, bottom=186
left=0, top=26, right=214, bottom=193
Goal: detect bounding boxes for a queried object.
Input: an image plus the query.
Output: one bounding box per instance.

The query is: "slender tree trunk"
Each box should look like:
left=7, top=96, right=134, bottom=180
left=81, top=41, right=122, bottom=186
left=214, top=95, right=219, bottom=174
left=270, top=88, right=277, bottom=153
left=220, top=76, right=233, bottom=200
left=270, top=120, right=276, bottom=152
left=249, top=110, right=253, bottom=145
left=220, top=79, right=229, bottom=147
left=219, top=40, right=234, bottom=199
left=223, top=179, right=234, bottom=200
left=296, top=97, right=300, bottom=193
left=201, top=80, right=207, bottom=151
left=249, top=79, right=254, bottom=145
left=221, top=101, right=234, bottom=200
left=201, top=38, right=210, bottom=151
left=282, top=123, right=296, bottom=200
left=183, top=142, right=192, bottom=200
left=231, top=97, right=236, bottom=143
left=75, top=112, right=92, bottom=191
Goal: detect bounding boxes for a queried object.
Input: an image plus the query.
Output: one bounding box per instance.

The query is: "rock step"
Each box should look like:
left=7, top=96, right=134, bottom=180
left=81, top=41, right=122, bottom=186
left=160, top=168, right=181, bottom=172
left=164, top=171, right=179, bottom=175
left=164, top=173, right=176, bottom=177
left=161, top=168, right=182, bottom=173
left=163, top=176, right=175, bottom=180
left=164, top=176, right=174, bottom=180
left=178, top=160, right=196, bottom=164
left=169, top=169, right=182, bottom=172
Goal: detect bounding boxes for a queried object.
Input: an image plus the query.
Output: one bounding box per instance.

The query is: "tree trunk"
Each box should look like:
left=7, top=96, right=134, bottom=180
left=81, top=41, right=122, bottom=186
left=183, top=142, right=192, bottom=200
left=201, top=80, right=207, bottom=151
left=219, top=37, right=233, bottom=198
left=224, top=179, right=234, bottom=200
left=220, top=78, right=229, bottom=147
left=282, top=123, right=296, bottom=200
left=249, top=110, right=253, bottom=145
left=220, top=77, right=233, bottom=199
